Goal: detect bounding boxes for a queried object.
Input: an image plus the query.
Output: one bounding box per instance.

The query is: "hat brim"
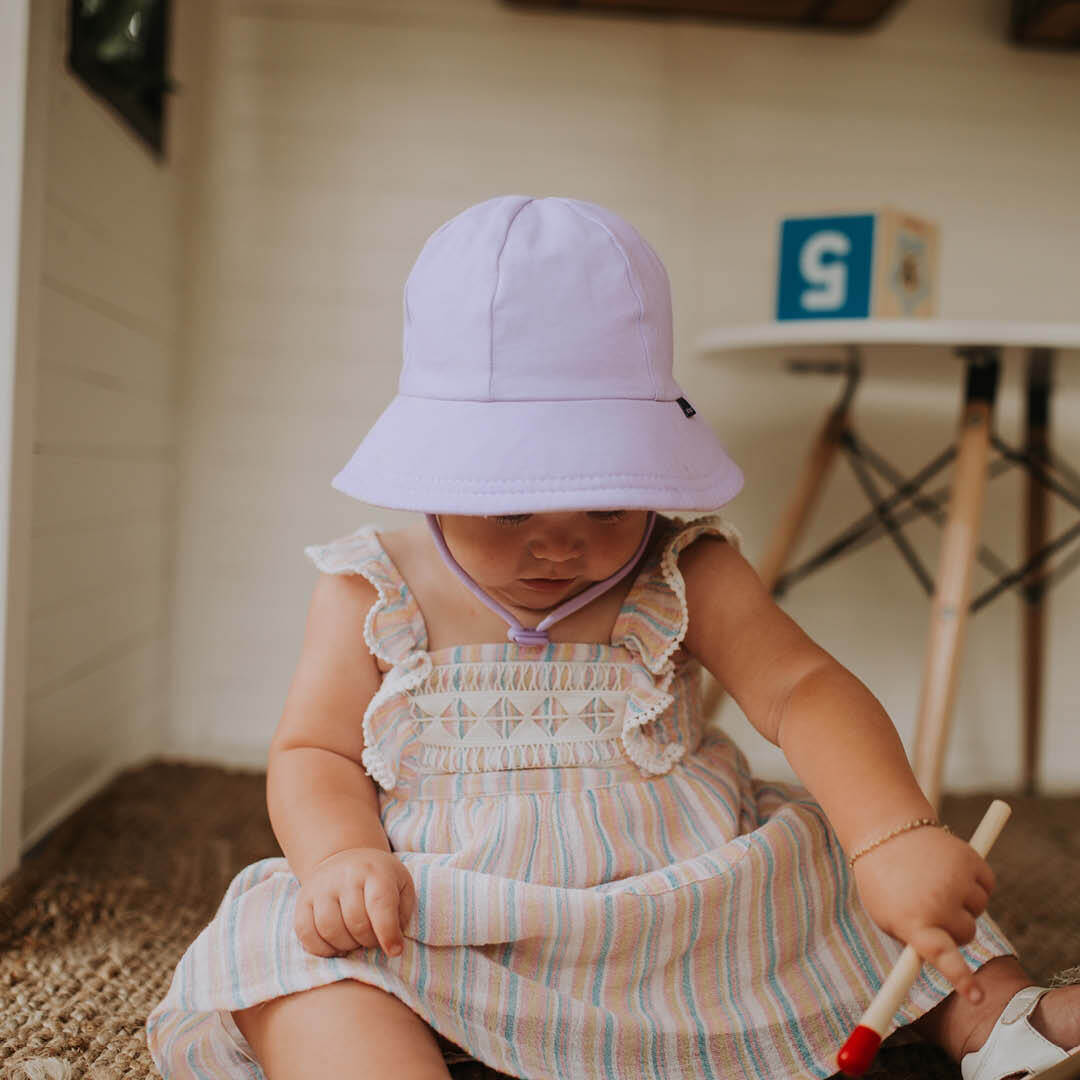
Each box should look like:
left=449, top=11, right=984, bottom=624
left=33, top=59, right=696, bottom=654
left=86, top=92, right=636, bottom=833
left=331, top=394, right=744, bottom=515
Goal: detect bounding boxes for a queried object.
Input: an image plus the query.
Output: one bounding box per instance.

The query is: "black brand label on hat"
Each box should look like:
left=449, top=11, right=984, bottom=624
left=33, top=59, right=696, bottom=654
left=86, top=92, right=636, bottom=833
left=676, top=396, right=696, bottom=417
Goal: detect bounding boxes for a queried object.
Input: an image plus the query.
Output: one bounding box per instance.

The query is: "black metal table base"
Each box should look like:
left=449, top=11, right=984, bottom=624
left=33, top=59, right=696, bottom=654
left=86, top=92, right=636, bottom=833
left=773, top=348, right=1080, bottom=616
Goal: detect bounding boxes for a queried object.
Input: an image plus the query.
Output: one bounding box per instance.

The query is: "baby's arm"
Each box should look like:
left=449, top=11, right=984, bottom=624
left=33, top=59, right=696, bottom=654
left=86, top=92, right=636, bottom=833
left=269, top=572, right=388, bottom=876
left=681, top=537, right=993, bottom=1002
left=680, top=536, right=933, bottom=850
left=268, top=572, right=414, bottom=956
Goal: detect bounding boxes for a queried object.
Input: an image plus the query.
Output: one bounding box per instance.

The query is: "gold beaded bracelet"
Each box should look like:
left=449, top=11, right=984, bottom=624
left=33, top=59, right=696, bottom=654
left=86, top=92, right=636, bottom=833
left=847, top=818, right=951, bottom=868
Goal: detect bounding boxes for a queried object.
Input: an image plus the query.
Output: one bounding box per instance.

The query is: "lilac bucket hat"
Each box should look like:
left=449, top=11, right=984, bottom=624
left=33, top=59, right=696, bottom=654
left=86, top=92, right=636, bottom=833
left=331, top=194, right=743, bottom=514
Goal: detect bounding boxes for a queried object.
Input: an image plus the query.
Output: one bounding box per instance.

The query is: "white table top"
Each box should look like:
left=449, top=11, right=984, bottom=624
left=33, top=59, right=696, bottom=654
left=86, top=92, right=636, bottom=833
left=697, top=319, right=1080, bottom=353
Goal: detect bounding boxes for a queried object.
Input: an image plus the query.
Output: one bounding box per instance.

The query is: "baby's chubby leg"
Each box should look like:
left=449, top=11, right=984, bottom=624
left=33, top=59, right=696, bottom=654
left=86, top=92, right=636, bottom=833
left=913, top=955, right=1080, bottom=1063
left=232, top=980, right=452, bottom=1080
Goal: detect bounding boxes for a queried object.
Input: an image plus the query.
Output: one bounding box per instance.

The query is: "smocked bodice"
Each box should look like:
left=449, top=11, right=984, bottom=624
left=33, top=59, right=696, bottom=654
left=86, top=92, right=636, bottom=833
left=303, top=514, right=741, bottom=793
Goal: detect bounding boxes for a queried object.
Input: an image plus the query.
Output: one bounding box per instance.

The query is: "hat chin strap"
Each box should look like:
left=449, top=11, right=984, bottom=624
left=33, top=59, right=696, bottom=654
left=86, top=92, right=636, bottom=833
left=425, top=512, right=657, bottom=646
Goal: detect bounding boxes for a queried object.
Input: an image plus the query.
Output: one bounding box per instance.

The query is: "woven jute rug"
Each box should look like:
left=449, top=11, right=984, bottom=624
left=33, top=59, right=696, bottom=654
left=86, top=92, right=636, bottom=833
left=1, top=762, right=1078, bottom=1079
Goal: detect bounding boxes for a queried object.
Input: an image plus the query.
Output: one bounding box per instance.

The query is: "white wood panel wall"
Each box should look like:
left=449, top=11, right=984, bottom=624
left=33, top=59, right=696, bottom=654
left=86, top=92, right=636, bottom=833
left=162, top=0, right=1080, bottom=792
left=1, top=0, right=34, bottom=880
left=16, top=0, right=204, bottom=849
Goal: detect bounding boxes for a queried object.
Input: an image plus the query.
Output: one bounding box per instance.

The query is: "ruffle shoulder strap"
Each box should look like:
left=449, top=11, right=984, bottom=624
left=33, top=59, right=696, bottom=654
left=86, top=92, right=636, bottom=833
left=613, top=513, right=741, bottom=675
left=304, top=526, right=431, bottom=790
left=304, top=525, right=428, bottom=666
left=612, top=514, right=743, bottom=777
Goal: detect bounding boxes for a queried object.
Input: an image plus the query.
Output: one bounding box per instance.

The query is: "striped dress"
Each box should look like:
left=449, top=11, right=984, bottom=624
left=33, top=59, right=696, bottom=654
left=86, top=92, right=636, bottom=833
left=145, top=515, right=1015, bottom=1080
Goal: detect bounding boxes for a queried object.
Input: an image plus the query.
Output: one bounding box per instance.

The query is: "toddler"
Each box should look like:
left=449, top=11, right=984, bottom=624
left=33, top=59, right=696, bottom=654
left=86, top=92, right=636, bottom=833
left=146, top=195, right=1079, bottom=1080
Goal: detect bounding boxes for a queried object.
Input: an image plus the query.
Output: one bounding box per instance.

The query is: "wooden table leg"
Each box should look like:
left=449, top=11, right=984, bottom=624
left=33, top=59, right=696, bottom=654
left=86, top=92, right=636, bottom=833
left=1021, top=348, right=1052, bottom=796
left=702, top=392, right=852, bottom=722
left=912, top=350, right=1000, bottom=811
left=756, top=404, right=850, bottom=594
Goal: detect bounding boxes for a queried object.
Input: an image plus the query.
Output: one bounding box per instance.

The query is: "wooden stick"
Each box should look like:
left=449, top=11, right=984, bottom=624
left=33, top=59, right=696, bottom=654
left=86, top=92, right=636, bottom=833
left=837, top=799, right=1012, bottom=1077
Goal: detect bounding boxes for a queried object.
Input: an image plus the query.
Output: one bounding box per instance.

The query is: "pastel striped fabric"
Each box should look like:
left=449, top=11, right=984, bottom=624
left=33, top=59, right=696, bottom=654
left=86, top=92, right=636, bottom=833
left=146, top=516, right=1015, bottom=1079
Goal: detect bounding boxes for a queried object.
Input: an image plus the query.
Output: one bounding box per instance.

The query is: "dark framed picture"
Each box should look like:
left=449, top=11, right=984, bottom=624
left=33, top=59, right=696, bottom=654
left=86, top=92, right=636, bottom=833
left=68, top=0, right=172, bottom=156
left=1012, top=0, right=1080, bottom=47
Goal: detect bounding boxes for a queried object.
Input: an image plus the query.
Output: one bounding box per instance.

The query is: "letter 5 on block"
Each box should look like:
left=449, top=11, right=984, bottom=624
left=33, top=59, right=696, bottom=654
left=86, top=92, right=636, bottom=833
left=776, top=208, right=939, bottom=321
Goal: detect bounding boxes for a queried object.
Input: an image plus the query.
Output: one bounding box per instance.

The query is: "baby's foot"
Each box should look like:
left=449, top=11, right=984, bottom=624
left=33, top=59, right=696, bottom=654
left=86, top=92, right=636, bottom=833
left=961, top=982, right=1080, bottom=1075
left=1029, top=984, right=1080, bottom=1056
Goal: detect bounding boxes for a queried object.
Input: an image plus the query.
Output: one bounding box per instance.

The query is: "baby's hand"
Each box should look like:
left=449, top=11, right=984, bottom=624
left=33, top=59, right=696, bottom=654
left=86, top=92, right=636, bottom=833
left=852, top=825, right=996, bottom=1003
left=293, top=847, right=416, bottom=959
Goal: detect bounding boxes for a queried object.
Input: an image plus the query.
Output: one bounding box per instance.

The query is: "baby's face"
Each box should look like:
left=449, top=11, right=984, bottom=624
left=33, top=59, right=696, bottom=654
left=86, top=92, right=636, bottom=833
left=437, top=510, right=652, bottom=612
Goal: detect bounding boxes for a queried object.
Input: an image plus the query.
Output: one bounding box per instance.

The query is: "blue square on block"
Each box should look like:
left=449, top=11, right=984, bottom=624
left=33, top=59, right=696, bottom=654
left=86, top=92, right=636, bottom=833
left=776, top=214, right=875, bottom=320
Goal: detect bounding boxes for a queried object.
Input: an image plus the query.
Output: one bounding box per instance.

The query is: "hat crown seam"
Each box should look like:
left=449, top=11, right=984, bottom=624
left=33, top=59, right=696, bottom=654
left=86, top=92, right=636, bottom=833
left=557, top=198, right=660, bottom=400
left=488, top=197, right=535, bottom=400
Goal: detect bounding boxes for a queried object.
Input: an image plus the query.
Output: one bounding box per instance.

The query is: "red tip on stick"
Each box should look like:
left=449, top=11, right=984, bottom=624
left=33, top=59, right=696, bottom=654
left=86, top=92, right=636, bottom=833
left=836, top=800, right=1012, bottom=1077
left=836, top=1025, right=881, bottom=1077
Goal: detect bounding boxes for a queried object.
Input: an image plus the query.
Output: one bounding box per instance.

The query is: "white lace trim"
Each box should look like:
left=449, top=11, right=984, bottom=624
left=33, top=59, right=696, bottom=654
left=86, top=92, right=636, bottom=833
left=619, top=683, right=684, bottom=776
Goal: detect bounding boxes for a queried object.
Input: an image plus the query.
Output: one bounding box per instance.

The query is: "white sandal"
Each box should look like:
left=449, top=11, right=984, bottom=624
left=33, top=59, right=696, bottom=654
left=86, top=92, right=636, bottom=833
left=960, top=985, right=1080, bottom=1080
